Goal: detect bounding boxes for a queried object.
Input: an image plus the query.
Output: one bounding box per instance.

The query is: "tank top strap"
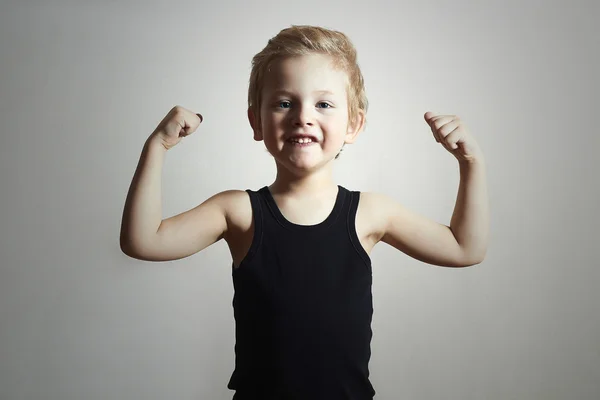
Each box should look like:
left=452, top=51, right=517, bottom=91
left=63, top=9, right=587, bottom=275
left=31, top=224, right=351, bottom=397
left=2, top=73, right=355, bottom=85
left=235, top=189, right=264, bottom=268
left=346, top=189, right=371, bottom=267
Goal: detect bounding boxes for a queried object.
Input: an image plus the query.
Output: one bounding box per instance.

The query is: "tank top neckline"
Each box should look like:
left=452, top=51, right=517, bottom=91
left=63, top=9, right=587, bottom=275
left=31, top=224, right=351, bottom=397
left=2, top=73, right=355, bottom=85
left=259, top=185, right=346, bottom=232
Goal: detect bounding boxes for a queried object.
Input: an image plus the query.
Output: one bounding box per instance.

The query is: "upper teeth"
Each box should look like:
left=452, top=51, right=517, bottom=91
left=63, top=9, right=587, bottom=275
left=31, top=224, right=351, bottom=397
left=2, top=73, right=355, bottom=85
left=290, top=138, right=313, bottom=143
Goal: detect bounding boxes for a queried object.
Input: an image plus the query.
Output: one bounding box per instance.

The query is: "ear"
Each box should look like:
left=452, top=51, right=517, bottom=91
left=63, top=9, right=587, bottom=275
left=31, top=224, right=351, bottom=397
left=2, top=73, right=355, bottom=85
left=344, top=109, right=366, bottom=144
left=248, top=107, right=263, bottom=141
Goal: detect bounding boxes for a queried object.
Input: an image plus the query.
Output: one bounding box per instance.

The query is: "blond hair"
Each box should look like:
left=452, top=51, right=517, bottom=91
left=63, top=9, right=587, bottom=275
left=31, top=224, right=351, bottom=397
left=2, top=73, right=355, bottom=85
left=248, top=25, right=368, bottom=158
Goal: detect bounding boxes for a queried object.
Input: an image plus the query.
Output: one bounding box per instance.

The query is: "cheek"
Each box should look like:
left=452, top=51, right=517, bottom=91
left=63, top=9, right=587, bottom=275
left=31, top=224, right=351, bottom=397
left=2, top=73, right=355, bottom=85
left=261, top=117, right=278, bottom=134
left=260, top=108, right=278, bottom=124
left=263, top=115, right=288, bottom=135
left=327, top=116, right=348, bottom=132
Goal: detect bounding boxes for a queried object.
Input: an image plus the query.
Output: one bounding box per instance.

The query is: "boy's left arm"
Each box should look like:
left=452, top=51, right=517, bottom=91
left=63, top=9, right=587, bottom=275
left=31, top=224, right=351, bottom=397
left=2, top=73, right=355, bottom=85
left=376, top=112, right=489, bottom=267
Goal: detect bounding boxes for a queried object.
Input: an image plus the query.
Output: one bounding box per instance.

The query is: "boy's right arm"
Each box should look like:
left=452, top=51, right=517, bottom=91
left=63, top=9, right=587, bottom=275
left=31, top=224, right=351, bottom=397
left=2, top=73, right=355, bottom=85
left=120, top=106, right=228, bottom=262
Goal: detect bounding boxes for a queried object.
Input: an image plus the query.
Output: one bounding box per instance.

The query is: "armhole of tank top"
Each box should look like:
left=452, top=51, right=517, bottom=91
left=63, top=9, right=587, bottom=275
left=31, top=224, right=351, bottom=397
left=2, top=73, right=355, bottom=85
left=348, top=191, right=372, bottom=268
left=236, top=189, right=263, bottom=268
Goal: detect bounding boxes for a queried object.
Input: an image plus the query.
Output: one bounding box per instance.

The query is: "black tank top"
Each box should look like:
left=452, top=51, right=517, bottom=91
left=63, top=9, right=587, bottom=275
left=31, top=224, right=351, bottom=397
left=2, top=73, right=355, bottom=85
left=227, top=185, right=376, bottom=400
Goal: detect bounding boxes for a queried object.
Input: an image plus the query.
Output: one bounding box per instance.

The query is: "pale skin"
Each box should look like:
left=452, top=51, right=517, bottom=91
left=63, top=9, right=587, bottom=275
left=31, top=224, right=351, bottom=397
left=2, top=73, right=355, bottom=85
left=121, top=53, right=489, bottom=269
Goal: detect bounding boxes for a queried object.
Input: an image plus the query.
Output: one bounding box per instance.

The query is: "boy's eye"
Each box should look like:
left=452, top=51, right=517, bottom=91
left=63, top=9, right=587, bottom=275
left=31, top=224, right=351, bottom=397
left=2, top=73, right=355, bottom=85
left=277, top=101, right=332, bottom=109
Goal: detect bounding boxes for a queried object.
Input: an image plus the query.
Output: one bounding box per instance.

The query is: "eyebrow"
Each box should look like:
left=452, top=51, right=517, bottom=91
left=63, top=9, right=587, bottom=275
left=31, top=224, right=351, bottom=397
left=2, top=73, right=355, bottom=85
left=269, top=89, right=335, bottom=96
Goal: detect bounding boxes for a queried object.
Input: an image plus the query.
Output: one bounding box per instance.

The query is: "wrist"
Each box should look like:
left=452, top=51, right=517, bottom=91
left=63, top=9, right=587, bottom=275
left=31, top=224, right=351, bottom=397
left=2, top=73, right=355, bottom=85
left=146, top=135, right=169, bottom=153
left=459, top=156, right=485, bottom=166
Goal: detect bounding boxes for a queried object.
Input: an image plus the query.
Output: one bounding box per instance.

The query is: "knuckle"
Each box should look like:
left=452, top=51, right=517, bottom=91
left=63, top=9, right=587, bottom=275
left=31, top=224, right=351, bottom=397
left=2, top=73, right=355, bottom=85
left=172, top=105, right=185, bottom=116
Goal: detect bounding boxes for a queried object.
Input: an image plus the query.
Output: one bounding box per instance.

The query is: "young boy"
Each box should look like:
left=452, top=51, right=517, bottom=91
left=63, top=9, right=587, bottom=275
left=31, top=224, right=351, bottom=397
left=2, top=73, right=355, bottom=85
left=120, top=25, right=489, bottom=400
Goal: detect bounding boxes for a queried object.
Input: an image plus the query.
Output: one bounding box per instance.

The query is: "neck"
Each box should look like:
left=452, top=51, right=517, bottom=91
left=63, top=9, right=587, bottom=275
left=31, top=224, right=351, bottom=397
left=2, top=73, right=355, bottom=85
left=269, top=162, right=337, bottom=198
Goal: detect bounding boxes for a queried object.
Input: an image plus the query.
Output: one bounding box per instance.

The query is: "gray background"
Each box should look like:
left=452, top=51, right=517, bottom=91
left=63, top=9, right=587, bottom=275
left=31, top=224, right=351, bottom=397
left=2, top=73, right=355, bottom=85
left=1, top=0, right=598, bottom=399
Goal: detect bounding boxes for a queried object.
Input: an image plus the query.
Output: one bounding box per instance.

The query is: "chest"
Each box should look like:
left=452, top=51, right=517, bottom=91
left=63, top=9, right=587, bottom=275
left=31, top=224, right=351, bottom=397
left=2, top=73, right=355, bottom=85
left=223, top=191, right=384, bottom=269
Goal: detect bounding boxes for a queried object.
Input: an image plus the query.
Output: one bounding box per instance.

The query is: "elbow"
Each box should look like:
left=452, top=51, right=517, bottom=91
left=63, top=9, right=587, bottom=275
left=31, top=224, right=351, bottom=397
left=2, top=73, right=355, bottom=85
left=460, top=259, right=483, bottom=268
left=120, top=242, right=137, bottom=259
left=120, top=235, right=133, bottom=255
left=460, top=252, right=487, bottom=267
left=120, top=236, right=144, bottom=259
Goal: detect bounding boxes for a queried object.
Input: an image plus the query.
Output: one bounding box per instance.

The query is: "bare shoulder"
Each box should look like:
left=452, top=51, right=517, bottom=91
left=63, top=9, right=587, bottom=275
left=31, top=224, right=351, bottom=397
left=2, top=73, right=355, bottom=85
left=356, top=190, right=435, bottom=245
left=356, top=190, right=420, bottom=241
left=218, top=189, right=253, bottom=236
left=355, top=191, right=390, bottom=244
left=218, top=189, right=255, bottom=268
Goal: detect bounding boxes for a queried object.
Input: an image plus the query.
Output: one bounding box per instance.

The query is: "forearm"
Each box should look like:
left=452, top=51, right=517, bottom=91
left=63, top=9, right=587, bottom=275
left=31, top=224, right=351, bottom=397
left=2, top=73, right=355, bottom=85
left=120, top=137, right=167, bottom=255
left=450, top=158, right=489, bottom=263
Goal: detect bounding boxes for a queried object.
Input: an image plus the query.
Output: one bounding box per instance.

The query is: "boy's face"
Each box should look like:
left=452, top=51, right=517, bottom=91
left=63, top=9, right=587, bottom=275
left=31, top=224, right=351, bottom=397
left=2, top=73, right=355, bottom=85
left=249, top=53, right=364, bottom=174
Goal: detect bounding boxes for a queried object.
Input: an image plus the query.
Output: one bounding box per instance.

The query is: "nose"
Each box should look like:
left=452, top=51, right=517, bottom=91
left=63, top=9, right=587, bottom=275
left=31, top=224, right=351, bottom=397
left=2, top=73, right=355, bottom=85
left=291, top=103, right=314, bottom=127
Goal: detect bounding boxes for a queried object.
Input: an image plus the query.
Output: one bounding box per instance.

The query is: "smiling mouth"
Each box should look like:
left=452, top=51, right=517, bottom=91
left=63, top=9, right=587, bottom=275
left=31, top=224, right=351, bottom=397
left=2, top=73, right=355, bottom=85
left=287, top=142, right=316, bottom=147
left=287, top=140, right=316, bottom=147
left=287, top=137, right=316, bottom=144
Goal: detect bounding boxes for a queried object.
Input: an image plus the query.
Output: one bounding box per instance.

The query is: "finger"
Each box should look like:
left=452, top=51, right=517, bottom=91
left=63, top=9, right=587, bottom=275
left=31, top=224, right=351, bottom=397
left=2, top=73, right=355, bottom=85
left=425, top=112, right=443, bottom=128
left=438, top=119, right=460, bottom=139
left=426, top=114, right=450, bottom=140
left=424, top=111, right=437, bottom=122
left=434, top=117, right=459, bottom=144
left=169, top=114, right=187, bottom=137
left=433, top=127, right=441, bottom=143
left=182, top=112, right=204, bottom=136
left=443, top=125, right=461, bottom=150
left=432, top=115, right=456, bottom=132
left=425, top=112, right=442, bottom=141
